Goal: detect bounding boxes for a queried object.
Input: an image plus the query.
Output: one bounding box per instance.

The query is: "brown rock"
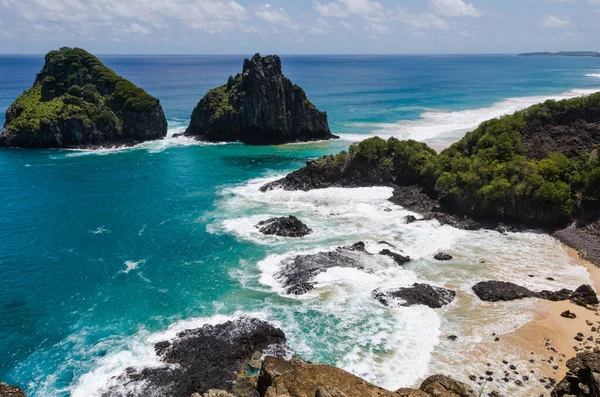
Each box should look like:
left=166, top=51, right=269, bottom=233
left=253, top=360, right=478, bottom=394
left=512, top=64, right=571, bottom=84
left=419, top=375, right=476, bottom=397
left=0, top=383, right=27, bottom=397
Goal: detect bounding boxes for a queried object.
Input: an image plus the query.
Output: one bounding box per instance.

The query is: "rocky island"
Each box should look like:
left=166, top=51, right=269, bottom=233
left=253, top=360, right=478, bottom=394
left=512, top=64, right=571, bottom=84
left=184, top=54, right=337, bottom=144
left=0, top=47, right=167, bottom=148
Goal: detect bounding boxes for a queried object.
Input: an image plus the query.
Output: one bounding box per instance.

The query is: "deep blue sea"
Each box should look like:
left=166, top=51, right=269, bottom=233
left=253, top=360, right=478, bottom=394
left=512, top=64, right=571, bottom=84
left=1, top=55, right=600, bottom=397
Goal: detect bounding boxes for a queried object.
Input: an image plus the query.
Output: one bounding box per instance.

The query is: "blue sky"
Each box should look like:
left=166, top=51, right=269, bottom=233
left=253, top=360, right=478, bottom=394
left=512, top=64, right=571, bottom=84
left=0, top=0, right=597, bottom=54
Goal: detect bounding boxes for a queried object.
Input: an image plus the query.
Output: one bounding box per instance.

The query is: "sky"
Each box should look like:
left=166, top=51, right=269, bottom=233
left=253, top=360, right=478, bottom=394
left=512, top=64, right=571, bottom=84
left=0, top=0, right=598, bottom=54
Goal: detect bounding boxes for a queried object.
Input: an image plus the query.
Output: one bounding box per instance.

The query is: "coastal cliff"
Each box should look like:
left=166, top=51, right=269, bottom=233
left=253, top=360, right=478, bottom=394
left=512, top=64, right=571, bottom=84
left=184, top=54, right=337, bottom=144
left=0, top=47, right=168, bottom=148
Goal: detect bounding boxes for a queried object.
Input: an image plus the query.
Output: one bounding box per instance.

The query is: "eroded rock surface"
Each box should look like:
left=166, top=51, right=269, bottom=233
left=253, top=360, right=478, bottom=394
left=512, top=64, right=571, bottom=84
left=373, top=284, right=456, bottom=309
left=0, top=384, right=27, bottom=397
left=472, top=281, right=598, bottom=307
left=256, top=216, right=312, bottom=237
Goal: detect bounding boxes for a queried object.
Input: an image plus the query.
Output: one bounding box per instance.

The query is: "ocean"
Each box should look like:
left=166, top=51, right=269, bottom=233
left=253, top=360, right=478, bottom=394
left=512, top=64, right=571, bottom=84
left=1, top=54, right=599, bottom=396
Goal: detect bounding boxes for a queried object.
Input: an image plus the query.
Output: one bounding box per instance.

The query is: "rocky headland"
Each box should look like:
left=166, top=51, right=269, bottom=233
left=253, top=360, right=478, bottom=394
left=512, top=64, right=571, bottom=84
left=184, top=54, right=337, bottom=145
left=0, top=47, right=167, bottom=148
left=261, top=92, right=600, bottom=263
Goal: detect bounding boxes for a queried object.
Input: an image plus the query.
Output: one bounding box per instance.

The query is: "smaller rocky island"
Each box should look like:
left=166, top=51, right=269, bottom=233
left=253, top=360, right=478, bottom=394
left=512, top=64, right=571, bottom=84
left=184, top=54, right=337, bottom=145
left=256, top=216, right=312, bottom=237
left=0, top=47, right=167, bottom=149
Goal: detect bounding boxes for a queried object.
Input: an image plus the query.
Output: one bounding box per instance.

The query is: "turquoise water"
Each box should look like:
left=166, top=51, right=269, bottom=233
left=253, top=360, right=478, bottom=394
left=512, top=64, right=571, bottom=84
left=1, top=55, right=600, bottom=396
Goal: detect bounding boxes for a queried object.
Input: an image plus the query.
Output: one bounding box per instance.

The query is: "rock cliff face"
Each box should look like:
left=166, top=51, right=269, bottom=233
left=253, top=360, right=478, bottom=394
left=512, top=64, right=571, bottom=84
left=185, top=54, right=336, bottom=144
left=0, top=47, right=167, bottom=148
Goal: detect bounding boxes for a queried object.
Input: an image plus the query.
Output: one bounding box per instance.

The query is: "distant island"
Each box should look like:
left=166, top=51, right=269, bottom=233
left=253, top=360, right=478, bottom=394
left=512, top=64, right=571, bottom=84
left=518, top=51, right=600, bottom=57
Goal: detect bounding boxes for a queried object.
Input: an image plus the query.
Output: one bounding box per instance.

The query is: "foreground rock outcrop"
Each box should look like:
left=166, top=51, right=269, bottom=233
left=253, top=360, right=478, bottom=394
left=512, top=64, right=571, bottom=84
left=0, top=383, right=26, bottom=397
left=373, top=284, right=456, bottom=309
left=256, top=216, right=312, bottom=237
left=555, top=216, right=600, bottom=266
left=552, top=352, right=600, bottom=396
left=0, top=47, right=167, bottom=148
left=101, top=318, right=288, bottom=397
left=472, top=281, right=599, bottom=307
left=185, top=54, right=336, bottom=144
left=257, top=356, right=475, bottom=397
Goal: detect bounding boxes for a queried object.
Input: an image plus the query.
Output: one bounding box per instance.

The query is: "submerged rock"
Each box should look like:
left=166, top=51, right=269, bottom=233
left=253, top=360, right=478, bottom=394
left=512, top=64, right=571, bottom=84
left=379, top=248, right=411, bottom=265
left=373, top=283, right=456, bottom=309
left=0, top=47, right=167, bottom=148
left=0, top=383, right=27, bottom=397
left=434, top=252, right=453, bottom=261
left=257, top=356, right=428, bottom=397
left=256, top=216, right=312, bottom=237
left=101, top=318, right=288, bottom=397
left=472, top=281, right=598, bottom=306
left=274, top=242, right=372, bottom=295
left=185, top=54, right=336, bottom=145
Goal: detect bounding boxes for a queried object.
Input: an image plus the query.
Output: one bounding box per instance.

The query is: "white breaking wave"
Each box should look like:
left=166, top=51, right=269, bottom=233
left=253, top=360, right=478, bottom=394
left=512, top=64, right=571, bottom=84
left=338, top=88, right=600, bottom=143
left=586, top=73, right=600, bottom=78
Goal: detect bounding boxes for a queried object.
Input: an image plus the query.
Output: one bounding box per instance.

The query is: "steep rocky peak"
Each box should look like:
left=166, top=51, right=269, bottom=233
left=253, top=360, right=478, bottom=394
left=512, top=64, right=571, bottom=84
left=242, top=54, right=283, bottom=80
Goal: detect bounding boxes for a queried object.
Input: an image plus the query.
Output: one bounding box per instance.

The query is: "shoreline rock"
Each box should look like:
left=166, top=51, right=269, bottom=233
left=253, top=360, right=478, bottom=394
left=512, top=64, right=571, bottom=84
left=0, top=47, right=167, bottom=149
left=373, top=283, right=456, bottom=309
left=472, top=281, right=598, bottom=307
left=0, top=383, right=27, bottom=397
left=185, top=54, right=337, bottom=145
left=256, top=216, right=312, bottom=237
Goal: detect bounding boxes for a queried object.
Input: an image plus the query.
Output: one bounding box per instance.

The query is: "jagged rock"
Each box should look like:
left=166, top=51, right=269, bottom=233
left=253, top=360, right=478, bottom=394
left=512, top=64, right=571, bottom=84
left=0, top=383, right=27, bottom=397
left=0, top=47, right=167, bottom=148
left=555, top=217, right=600, bottom=266
left=434, top=253, right=453, bottom=261
left=101, top=318, right=288, bottom=397
left=472, top=281, right=596, bottom=305
left=256, top=216, right=312, bottom=237
left=419, top=375, right=476, bottom=397
left=373, top=283, right=456, bottom=309
left=257, top=356, right=428, bottom=397
left=274, top=242, right=374, bottom=295
left=379, top=249, right=411, bottom=265
left=552, top=352, right=600, bottom=396
left=185, top=54, right=336, bottom=145
left=561, top=310, right=577, bottom=319
left=571, top=284, right=600, bottom=307
left=202, top=391, right=236, bottom=397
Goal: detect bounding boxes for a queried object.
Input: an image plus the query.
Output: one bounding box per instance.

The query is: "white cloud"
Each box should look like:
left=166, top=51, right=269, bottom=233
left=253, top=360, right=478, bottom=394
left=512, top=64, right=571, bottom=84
left=429, top=0, right=480, bottom=18
left=314, top=1, right=348, bottom=17
left=314, top=0, right=385, bottom=21
left=396, top=10, right=450, bottom=30
left=0, top=0, right=248, bottom=34
left=123, top=23, right=151, bottom=35
left=256, top=3, right=292, bottom=24
left=540, top=14, right=571, bottom=28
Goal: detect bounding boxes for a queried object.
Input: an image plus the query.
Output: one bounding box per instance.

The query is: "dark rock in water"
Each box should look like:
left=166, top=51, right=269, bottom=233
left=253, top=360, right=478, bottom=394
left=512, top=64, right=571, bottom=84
left=0, top=47, right=167, bottom=149
left=373, top=283, right=456, bottom=309
left=405, top=215, right=418, bottom=224
left=472, top=281, right=596, bottom=306
left=275, top=242, right=375, bottom=295
left=101, top=318, right=288, bottom=397
left=389, top=185, right=440, bottom=214
left=257, top=356, right=427, bottom=397
left=256, top=216, right=312, bottom=237
left=551, top=352, right=600, bottom=396
left=379, top=249, right=410, bottom=265
left=185, top=54, right=336, bottom=145
left=447, top=335, right=458, bottom=341
left=571, top=284, right=599, bottom=307
left=419, top=374, right=476, bottom=397
left=0, top=383, right=27, bottom=397
left=561, top=310, right=577, bottom=319
left=434, top=252, right=453, bottom=261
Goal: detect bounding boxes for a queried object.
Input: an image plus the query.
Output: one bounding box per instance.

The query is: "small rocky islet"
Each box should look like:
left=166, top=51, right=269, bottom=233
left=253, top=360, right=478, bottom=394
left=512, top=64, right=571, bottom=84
left=0, top=47, right=168, bottom=148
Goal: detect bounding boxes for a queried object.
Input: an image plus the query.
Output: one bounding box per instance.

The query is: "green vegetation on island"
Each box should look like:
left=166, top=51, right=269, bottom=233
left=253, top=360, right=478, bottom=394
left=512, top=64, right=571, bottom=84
left=1, top=47, right=167, bottom=148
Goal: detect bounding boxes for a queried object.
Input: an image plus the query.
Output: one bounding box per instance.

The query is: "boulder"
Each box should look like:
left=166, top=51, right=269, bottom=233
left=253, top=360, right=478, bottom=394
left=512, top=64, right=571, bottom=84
left=561, top=310, right=577, bottom=319
left=434, top=253, right=453, bottom=261
left=257, top=356, right=428, bottom=397
left=256, top=216, right=312, bottom=237
left=571, top=284, right=599, bottom=307
left=0, top=47, right=167, bottom=148
left=0, top=384, right=27, bottom=397
left=552, top=352, right=600, bottom=396
left=373, top=284, right=456, bottom=309
left=419, top=375, right=476, bottom=397
left=101, top=318, right=288, bottom=397
left=185, top=54, right=336, bottom=145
